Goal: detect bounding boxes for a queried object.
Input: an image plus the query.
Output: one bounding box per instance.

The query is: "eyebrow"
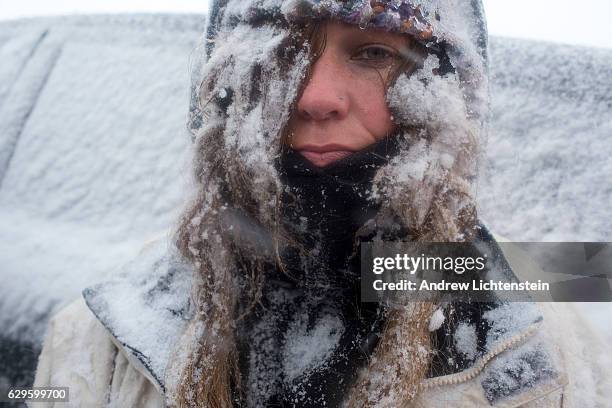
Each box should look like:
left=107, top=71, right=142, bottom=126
left=345, top=26, right=413, bottom=49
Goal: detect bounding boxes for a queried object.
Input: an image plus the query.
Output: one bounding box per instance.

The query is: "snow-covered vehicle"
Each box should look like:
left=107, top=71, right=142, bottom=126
left=0, top=13, right=610, bottom=393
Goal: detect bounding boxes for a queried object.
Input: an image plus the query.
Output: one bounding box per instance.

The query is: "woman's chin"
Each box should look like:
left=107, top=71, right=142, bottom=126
left=298, top=150, right=354, bottom=167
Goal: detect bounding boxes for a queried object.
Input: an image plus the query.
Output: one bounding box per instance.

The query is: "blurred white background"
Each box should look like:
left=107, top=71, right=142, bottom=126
left=0, top=0, right=611, bottom=49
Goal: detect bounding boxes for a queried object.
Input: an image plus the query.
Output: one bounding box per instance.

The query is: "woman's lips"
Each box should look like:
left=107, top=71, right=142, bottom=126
left=298, top=150, right=354, bottom=167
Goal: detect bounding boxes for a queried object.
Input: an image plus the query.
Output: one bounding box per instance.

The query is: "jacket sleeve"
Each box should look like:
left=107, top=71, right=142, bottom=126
left=31, top=297, right=118, bottom=408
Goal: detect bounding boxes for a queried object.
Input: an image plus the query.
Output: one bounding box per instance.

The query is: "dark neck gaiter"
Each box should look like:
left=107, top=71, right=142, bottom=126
left=234, top=136, right=402, bottom=408
left=275, top=135, right=402, bottom=291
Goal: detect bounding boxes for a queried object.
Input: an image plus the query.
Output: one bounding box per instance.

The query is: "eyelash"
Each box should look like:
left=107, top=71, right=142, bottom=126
left=352, top=45, right=398, bottom=64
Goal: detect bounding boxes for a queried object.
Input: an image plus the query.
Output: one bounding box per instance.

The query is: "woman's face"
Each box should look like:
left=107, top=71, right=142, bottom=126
left=285, top=20, right=411, bottom=167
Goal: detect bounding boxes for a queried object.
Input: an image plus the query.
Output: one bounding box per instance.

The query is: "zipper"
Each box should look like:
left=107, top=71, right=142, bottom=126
left=420, top=320, right=541, bottom=389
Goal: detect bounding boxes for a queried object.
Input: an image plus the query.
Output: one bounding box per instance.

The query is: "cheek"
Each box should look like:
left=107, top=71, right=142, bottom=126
left=353, top=79, right=395, bottom=140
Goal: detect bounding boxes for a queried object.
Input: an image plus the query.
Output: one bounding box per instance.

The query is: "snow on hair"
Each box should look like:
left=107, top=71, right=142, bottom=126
left=168, top=4, right=487, bottom=407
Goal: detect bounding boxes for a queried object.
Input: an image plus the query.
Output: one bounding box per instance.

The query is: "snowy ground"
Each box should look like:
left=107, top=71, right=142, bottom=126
left=0, top=14, right=610, bottom=387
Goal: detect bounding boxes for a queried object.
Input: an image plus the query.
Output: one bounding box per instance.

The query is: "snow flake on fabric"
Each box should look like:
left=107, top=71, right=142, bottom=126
left=241, top=285, right=346, bottom=407
left=283, top=311, right=344, bottom=381
left=82, top=238, right=194, bottom=392
left=483, top=302, right=542, bottom=349
left=454, top=322, right=477, bottom=361
left=481, top=342, right=557, bottom=404
left=429, top=308, right=445, bottom=331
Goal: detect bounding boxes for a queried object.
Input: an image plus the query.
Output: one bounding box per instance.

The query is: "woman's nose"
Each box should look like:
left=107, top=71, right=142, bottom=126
left=296, top=55, right=350, bottom=122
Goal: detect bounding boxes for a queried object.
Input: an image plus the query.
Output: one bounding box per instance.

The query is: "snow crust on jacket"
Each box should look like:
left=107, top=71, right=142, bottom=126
left=31, top=237, right=611, bottom=407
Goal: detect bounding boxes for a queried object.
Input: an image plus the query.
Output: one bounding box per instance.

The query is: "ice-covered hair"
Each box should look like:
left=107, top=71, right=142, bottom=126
left=169, top=1, right=490, bottom=407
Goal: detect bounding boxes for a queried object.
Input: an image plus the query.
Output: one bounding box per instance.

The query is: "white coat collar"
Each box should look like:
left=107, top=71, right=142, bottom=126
left=83, top=238, right=194, bottom=394
left=82, top=233, right=563, bottom=405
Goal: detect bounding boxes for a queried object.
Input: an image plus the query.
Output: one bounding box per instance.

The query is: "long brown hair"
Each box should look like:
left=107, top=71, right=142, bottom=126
left=170, top=18, right=478, bottom=408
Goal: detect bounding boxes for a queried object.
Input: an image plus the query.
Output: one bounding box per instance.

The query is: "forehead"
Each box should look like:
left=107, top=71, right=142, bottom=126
left=322, top=19, right=412, bottom=48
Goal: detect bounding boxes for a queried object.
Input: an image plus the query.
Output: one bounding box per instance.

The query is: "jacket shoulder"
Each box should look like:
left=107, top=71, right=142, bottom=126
left=417, top=307, right=568, bottom=407
left=33, top=297, right=118, bottom=407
